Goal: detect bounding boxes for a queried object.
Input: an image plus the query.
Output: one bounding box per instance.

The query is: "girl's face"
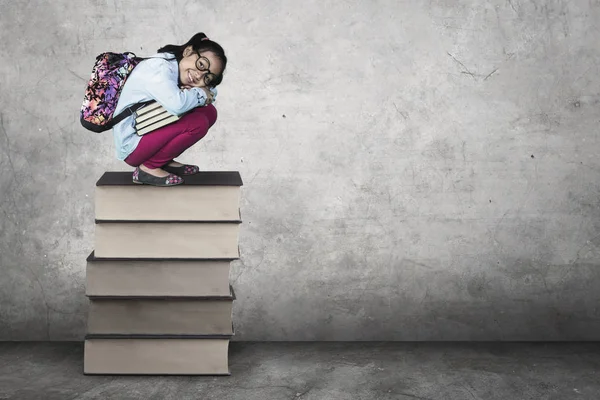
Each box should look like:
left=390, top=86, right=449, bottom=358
left=179, top=46, right=223, bottom=89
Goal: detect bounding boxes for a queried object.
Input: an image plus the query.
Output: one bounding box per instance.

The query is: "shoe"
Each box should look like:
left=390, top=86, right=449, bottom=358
left=132, top=167, right=183, bottom=186
left=161, top=160, right=200, bottom=176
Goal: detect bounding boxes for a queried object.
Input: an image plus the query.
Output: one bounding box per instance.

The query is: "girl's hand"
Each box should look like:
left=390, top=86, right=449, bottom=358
left=200, top=87, right=215, bottom=105
left=180, top=86, right=216, bottom=105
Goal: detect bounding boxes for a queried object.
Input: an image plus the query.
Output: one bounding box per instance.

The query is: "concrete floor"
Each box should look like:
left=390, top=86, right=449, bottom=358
left=0, top=342, right=599, bottom=400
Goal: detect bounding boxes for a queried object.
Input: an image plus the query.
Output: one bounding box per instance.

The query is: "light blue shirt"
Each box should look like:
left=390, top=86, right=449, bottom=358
left=111, top=52, right=212, bottom=160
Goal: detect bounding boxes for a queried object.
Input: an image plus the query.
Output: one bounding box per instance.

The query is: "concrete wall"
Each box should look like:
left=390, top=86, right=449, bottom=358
left=1, top=0, right=599, bottom=340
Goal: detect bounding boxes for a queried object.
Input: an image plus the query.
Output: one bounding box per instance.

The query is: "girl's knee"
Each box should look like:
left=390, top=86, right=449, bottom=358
left=124, top=155, right=140, bottom=168
left=204, top=104, right=218, bottom=127
left=179, top=105, right=217, bottom=138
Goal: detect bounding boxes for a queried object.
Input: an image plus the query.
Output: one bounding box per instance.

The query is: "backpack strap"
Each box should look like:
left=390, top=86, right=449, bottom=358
left=109, top=100, right=155, bottom=127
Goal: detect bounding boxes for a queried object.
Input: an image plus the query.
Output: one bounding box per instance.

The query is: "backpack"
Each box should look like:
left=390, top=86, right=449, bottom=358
left=80, top=52, right=152, bottom=132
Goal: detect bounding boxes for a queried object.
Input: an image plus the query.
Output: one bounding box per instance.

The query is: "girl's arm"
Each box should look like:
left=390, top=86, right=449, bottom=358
left=138, top=58, right=208, bottom=115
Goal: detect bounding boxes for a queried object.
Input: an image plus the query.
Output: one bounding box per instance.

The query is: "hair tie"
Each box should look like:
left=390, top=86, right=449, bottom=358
left=201, top=37, right=210, bottom=41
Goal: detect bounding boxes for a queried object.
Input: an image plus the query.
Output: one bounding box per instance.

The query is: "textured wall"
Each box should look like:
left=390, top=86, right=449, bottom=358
left=1, top=0, right=599, bottom=340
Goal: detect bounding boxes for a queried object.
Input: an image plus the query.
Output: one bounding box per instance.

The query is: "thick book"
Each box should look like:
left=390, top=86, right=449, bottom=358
left=85, top=252, right=232, bottom=297
left=94, top=171, right=243, bottom=222
left=94, top=221, right=241, bottom=259
left=134, top=101, right=184, bottom=136
left=86, top=287, right=235, bottom=335
left=84, top=336, right=232, bottom=375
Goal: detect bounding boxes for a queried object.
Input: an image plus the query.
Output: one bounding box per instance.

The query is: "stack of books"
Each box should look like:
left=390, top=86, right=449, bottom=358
left=83, top=171, right=243, bottom=375
left=134, top=101, right=184, bottom=136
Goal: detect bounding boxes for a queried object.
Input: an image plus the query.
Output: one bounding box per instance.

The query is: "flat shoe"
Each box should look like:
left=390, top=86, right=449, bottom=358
left=162, top=162, right=199, bottom=176
left=132, top=167, right=183, bottom=186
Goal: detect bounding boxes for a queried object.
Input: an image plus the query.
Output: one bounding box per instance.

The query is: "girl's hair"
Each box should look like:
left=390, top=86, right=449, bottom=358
left=157, top=32, right=228, bottom=86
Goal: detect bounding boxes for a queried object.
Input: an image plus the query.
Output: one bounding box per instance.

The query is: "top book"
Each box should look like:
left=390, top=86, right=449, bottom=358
left=94, top=172, right=243, bottom=222
left=96, top=172, right=243, bottom=187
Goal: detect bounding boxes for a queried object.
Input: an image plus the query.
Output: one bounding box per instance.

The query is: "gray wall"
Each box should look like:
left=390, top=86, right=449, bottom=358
left=1, top=0, right=599, bottom=340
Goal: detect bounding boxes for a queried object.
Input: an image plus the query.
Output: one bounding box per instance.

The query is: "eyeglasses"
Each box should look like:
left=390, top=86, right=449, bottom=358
left=195, top=53, right=219, bottom=86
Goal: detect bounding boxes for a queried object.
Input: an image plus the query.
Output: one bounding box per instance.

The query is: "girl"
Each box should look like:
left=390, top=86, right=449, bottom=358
left=112, top=32, right=228, bottom=186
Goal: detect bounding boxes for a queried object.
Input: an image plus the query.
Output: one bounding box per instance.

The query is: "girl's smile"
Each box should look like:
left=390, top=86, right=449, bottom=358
left=179, top=46, right=223, bottom=89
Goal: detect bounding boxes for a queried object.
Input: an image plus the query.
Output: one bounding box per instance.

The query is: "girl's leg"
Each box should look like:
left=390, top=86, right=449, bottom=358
left=145, top=104, right=217, bottom=169
left=125, top=105, right=218, bottom=173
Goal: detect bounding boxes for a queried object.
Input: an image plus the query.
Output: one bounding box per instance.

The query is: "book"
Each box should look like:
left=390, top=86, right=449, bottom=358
left=94, top=171, right=243, bottom=222
left=134, top=101, right=183, bottom=136
left=136, top=101, right=163, bottom=116
left=84, top=337, right=232, bottom=375
left=87, top=287, right=235, bottom=335
left=94, top=221, right=241, bottom=259
left=86, top=252, right=232, bottom=297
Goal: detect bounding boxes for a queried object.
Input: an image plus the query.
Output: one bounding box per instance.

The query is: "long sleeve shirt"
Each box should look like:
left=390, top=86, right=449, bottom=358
left=111, top=52, right=209, bottom=160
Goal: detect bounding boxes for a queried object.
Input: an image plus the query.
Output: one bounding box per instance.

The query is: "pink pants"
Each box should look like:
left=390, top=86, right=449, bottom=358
left=124, top=104, right=217, bottom=169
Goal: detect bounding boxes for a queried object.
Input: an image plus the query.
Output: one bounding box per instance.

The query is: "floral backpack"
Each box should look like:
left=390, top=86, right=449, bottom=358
left=80, top=52, right=152, bottom=132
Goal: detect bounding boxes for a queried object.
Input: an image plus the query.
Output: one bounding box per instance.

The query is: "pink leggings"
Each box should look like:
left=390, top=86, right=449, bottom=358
left=125, top=104, right=217, bottom=169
